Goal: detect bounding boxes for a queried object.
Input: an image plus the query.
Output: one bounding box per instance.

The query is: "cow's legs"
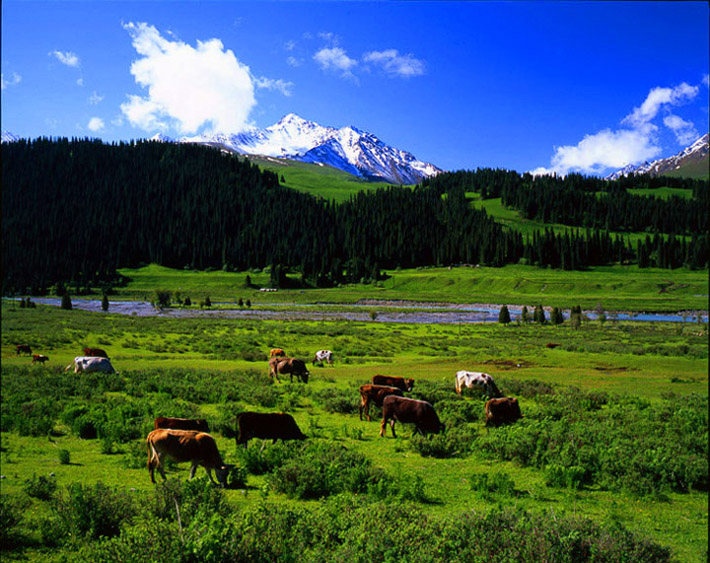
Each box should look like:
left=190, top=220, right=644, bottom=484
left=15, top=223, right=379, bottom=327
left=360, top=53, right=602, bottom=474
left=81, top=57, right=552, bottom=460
left=156, top=453, right=168, bottom=481
left=189, top=462, right=198, bottom=480
left=389, top=419, right=397, bottom=438
left=205, top=467, right=217, bottom=485
left=379, top=417, right=388, bottom=437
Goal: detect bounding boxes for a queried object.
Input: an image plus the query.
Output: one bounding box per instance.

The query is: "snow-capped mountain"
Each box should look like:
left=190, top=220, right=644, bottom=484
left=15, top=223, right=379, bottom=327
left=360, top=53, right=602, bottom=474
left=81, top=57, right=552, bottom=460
left=606, top=133, right=709, bottom=180
left=1, top=131, right=20, bottom=143
left=178, top=114, right=442, bottom=184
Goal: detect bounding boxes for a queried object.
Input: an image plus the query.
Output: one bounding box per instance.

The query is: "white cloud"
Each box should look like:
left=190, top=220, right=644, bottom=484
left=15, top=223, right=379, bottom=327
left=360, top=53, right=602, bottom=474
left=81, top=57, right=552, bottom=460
left=534, top=80, right=704, bottom=176
left=623, top=82, right=698, bottom=128
left=50, top=50, right=80, bottom=67
left=663, top=114, right=699, bottom=145
left=1, top=72, right=22, bottom=90
left=254, top=76, right=293, bottom=97
left=702, top=74, right=709, bottom=88
left=284, top=40, right=296, bottom=51
left=89, top=91, right=105, bottom=105
left=287, top=56, right=302, bottom=67
left=120, top=22, right=257, bottom=134
left=88, top=117, right=105, bottom=132
left=76, top=78, right=84, bottom=87
left=313, top=47, right=357, bottom=79
left=363, top=49, right=425, bottom=78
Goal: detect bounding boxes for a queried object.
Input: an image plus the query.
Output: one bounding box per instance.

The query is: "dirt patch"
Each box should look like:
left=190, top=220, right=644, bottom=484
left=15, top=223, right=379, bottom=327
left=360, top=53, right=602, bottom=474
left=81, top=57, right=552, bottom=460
left=592, top=366, right=637, bottom=372
left=482, top=359, right=534, bottom=370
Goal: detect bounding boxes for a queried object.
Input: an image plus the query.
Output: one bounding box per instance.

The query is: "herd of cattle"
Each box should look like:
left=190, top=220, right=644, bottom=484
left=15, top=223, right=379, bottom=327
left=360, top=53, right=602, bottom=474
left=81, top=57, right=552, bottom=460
left=16, top=343, right=523, bottom=486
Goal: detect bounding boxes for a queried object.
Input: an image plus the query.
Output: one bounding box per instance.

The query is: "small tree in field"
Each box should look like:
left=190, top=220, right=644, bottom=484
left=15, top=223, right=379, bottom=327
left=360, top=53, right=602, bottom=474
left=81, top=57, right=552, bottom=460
left=184, top=296, right=192, bottom=306
left=521, top=305, right=530, bottom=323
left=61, top=293, right=73, bottom=310
left=551, top=307, right=563, bottom=325
left=246, top=299, right=251, bottom=308
left=204, top=296, right=212, bottom=307
left=101, top=294, right=109, bottom=312
left=498, top=305, right=511, bottom=325
left=534, top=305, right=545, bottom=324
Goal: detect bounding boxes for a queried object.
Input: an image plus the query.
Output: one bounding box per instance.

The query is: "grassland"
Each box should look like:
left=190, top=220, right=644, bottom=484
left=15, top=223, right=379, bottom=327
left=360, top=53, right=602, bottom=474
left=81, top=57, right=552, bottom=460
left=112, top=263, right=709, bottom=313
left=1, top=301, right=708, bottom=561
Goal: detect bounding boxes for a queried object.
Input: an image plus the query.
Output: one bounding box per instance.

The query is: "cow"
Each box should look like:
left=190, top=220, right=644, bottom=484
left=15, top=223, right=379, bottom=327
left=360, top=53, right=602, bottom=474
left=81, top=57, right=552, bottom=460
left=372, top=375, right=414, bottom=392
left=146, top=429, right=233, bottom=487
left=65, top=356, right=117, bottom=374
left=235, top=412, right=307, bottom=445
left=270, top=348, right=286, bottom=358
left=269, top=357, right=309, bottom=383
left=31, top=354, right=49, bottom=364
left=16, top=344, right=32, bottom=355
left=455, top=371, right=502, bottom=399
left=83, top=347, right=109, bottom=359
left=312, top=349, right=334, bottom=366
left=380, top=395, right=444, bottom=438
left=358, top=384, right=404, bottom=422
left=154, top=416, right=210, bottom=432
left=485, top=397, right=522, bottom=426
left=546, top=343, right=561, bottom=349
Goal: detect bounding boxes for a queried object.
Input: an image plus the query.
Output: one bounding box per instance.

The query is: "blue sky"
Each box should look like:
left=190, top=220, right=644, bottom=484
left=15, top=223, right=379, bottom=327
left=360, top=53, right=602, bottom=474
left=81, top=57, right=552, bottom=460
left=2, top=1, right=708, bottom=175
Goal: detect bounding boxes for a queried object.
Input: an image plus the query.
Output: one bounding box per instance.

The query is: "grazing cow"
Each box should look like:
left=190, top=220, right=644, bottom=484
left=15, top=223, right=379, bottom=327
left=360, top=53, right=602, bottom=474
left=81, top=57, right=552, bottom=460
left=270, top=348, right=286, bottom=358
left=146, top=429, right=233, bottom=486
left=380, top=395, right=444, bottom=438
left=65, top=356, right=117, bottom=374
left=312, top=349, right=334, bottom=366
left=372, top=375, right=414, bottom=393
left=235, top=412, right=307, bottom=445
left=455, top=371, right=502, bottom=399
left=269, top=357, right=309, bottom=383
left=359, top=384, right=403, bottom=421
left=16, top=344, right=32, bottom=356
left=83, top=347, right=109, bottom=359
left=485, top=397, right=522, bottom=426
left=154, top=416, right=210, bottom=432
left=31, top=354, right=49, bottom=364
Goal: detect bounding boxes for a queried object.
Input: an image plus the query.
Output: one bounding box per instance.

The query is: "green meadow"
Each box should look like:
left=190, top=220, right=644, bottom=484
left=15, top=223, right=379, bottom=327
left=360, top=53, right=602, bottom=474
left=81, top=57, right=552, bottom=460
left=113, top=263, right=709, bottom=313
left=1, top=300, right=708, bottom=561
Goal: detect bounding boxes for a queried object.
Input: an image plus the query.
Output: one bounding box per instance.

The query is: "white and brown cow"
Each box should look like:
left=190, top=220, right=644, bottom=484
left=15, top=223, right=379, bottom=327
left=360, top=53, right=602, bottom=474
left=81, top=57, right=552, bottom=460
left=65, top=356, right=117, bottom=374
left=455, top=370, right=502, bottom=399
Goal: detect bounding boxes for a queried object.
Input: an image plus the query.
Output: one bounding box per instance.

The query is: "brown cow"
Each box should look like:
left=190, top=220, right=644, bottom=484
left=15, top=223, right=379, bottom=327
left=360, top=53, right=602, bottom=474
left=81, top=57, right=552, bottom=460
left=236, top=412, right=307, bottom=445
left=546, top=343, right=560, bottom=349
left=358, top=384, right=403, bottom=421
left=380, top=395, right=444, bottom=438
left=83, top=347, right=109, bottom=358
left=372, top=374, right=414, bottom=392
left=31, top=354, right=49, bottom=364
left=485, top=397, right=522, bottom=426
left=154, top=416, right=209, bottom=432
left=270, top=348, right=286, bottom=358
left=16, top=344, right=32, bottom=356
left=146, top=429, right=232, bottom=486
left=269, top=357, right=309, bottom=383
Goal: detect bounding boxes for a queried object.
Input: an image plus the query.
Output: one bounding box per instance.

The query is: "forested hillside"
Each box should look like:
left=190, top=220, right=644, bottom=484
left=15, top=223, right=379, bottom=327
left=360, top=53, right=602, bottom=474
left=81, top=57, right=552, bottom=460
left=2, top=139, right=707, bottom=295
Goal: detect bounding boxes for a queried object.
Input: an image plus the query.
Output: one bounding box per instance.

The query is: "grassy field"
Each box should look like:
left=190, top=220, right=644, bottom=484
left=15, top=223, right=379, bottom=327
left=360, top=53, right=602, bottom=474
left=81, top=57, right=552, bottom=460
left=111, top=263, right=710, bottom=313
left=246, top=154, right=404, bottom=203
left=1, top=302, right=708, bottom=561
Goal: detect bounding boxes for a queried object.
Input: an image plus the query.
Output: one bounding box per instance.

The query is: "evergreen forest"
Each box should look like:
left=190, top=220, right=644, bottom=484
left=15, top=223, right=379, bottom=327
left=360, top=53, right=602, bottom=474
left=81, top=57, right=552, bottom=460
left=2, top=138, right=708, bottom=295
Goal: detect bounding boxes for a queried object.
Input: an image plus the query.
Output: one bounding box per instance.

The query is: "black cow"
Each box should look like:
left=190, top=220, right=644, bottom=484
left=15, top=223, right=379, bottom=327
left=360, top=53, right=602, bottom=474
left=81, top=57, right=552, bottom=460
left=236, top=412, right=307, bottom=445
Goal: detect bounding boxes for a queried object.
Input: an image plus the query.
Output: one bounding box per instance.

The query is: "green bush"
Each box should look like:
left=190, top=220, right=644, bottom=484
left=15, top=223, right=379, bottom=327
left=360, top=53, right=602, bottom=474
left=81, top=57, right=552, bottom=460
left=313, top=388, right=359, bottom=414
left=0, top=494, right=26, bottom=547
left=545, top=464, right=588, bottom=490
left=236, top=440, right=303, bottom=475
left=469, top=471, right=517, bottom=498
left=23, top=474, right=58, bottom=500
left=58, top=449, right=71, bottom=465
left=409, top=428, right=473, bottom=458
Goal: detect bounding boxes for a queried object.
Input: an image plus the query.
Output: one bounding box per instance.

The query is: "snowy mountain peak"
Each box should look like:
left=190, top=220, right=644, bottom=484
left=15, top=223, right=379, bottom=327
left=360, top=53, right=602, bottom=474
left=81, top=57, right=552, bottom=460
left=606, top=133, right=709, bottom=180
left=174, top=114, right=441, bottom=184
left=1, top=131, right=20, bottom=143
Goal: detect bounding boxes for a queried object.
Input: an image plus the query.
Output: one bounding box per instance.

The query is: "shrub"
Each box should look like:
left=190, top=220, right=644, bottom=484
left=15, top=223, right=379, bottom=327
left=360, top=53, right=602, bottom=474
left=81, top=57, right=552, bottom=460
left=545, top=464, right=587, bottom=490
left=23, top=474, right=58, bottom=500
left=58, top=449, right=71, bottom=465
left=0, top=494, right=26, bottom=547
left=498, top=305, right=511, bottom=324
left=54, top=482, right=136, bottom=540
left=236, top=440, right=303, bottom=475
left=61, top=293, right=72, bottom=310
left=409, top=426, right=475, bottom=459
left=469, top=471, right=517, bottom=498
left=313, top=388, right=359, bottom=414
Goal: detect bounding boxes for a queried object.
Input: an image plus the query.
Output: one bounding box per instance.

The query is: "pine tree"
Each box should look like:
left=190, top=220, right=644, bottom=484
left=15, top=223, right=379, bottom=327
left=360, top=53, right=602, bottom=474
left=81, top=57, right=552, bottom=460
left=101, top=294, right=109, bottom=312
left=534, top=305, right=545, bottom=324
left=551, top=307, right=563, bottom=325
left=498, top=305, right=511, bottom=324
left=521, top=305, right=530, bottom=323
left=61, top=293, right=72, bottom=310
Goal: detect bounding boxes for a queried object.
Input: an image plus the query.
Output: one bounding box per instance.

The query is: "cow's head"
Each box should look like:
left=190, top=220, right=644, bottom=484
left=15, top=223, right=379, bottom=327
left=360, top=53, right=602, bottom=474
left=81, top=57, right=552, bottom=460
left=215, top=464, right=235, bottom=487
left=301, top=370, right=309, bottom=384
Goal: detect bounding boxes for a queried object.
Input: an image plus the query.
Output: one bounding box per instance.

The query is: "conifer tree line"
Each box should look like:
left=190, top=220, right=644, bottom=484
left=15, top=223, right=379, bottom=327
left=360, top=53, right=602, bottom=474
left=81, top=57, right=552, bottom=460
left=423, top=168, right=708, bottom=235
left=2, top=139, right=707, bottom=295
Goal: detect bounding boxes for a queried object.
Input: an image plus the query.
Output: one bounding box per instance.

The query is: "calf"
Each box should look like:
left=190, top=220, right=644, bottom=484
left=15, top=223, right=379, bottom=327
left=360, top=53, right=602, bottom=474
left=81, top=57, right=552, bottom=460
left=485, top=397, right=522, bottom=426
left=358, top=384, right=403, bottom=421
left=31, top=354, right=49, bottom=364
left=236, top=412, right=307, bottom=445
left=146, top=429, right=232, bottom=486
left=154, top=416, right=210, bottom=432
left=270, top=348, right=286, bottom=358
left=83, top=347, right=109, bottom=358
left=372, top=374, right=414, bottom=392
left=16, top=344, right=32, bottom=356
left=380, top=395, right=444, bottom=438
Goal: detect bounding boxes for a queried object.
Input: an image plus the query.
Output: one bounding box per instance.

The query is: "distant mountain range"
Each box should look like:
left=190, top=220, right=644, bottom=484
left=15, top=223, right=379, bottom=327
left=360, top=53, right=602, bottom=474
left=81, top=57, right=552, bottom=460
left=606, top=133, right=709, bottom=180
left=161, top=114, right=441, bottom=184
